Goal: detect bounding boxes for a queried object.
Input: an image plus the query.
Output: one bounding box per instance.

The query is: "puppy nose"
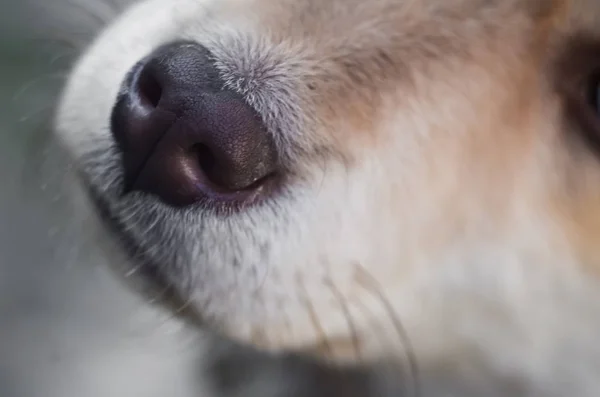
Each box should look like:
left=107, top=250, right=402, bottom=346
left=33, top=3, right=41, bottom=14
left=110, top=42, right=278, bottom=207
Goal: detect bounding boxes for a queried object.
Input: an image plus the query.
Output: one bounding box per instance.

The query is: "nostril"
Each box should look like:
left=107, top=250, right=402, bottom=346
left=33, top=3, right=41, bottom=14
left=136, top=68, right=163, bottom=109
left=189, top=142, right=275, bottom=193
left=191, top=143, right=218, bottom=179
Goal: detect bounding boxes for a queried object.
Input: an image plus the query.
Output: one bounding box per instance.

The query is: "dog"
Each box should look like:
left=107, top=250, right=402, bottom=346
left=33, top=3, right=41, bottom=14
left=53, top=0, right=600, bottom=395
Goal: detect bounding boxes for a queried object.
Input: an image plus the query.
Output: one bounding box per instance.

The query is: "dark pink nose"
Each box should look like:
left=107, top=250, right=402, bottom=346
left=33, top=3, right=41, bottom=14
left=110, top=42, right=278, bottom=207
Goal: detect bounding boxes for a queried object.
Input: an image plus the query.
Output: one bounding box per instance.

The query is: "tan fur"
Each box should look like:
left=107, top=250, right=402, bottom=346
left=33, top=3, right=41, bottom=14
left=55, top=0, right=600, bottom=394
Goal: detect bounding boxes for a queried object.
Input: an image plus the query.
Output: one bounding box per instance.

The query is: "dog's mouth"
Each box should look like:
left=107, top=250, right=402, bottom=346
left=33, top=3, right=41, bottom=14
left=82, top=178, right=202, bottom=321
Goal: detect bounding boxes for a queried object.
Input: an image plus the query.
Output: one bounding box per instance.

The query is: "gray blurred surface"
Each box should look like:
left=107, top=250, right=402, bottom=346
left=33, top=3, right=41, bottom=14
left=0, top=1, right=203, bottom=396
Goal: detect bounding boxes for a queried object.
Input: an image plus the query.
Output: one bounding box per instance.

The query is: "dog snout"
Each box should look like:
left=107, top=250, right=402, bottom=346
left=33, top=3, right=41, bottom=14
left=110, top=42, right=278, bottom=208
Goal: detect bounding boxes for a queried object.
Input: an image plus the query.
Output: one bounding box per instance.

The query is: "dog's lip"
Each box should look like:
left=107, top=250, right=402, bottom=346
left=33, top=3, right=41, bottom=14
left=82, top=178, right=209, bottom=324
left=121, top=169, right=281, bottom=212
left=82, top=179, right=177, bottom=294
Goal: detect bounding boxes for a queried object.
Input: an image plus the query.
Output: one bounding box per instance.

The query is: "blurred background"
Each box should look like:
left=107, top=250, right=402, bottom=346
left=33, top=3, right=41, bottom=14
left=0, top=1, right=204, bottom=396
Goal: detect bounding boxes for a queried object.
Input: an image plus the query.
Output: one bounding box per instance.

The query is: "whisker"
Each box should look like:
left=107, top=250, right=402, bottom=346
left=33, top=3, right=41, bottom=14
left=49, top=50, right=77, bottom=66
left=274, top=286, right=294, bottom=338
left=123, top=264, right=141, bottom=278
left=17, top=104, right=57, bottom=124
left=247, top=284, right=272, bottom=348
left=324, top=276, right=363, bottom=362
left=173, top=295, right=193, bottom=316
left=352, top=292, right=392, bottom=354
left=63, top=0, right=115, bottom=29
left=144, top=276, right=196, bottom=333
left=296, top=275, right=333, bottom=359
left=143, top=294, right=191, bottom=337
left=145, top=282, right=172, bottom=306
left=252, top=253, right=271, bottom=294
left=12, top=73, right=67, bottom=104
left=354, top=263, right=421, bottom=397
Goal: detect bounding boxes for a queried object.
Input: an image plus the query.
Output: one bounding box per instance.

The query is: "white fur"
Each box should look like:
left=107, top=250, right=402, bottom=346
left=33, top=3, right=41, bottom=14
left=55, top=0, right=600, bottom=395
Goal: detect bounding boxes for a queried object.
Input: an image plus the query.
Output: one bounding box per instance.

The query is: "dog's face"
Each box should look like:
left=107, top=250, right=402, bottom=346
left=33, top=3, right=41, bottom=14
left=55, top=0, right=600, bottom=369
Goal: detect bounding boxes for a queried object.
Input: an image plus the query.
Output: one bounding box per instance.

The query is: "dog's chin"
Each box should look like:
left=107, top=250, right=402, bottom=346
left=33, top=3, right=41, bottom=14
left=81, top=177, right=202, bottom=320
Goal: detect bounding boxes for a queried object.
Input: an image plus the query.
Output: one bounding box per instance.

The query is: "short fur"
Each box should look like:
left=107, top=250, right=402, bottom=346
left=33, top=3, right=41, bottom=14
left=53, top=0, right=600, bottom=395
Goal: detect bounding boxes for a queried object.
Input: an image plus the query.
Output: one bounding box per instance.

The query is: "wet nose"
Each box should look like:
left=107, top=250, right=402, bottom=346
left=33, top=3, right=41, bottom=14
left=110, top=42, right=278, bottom=208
